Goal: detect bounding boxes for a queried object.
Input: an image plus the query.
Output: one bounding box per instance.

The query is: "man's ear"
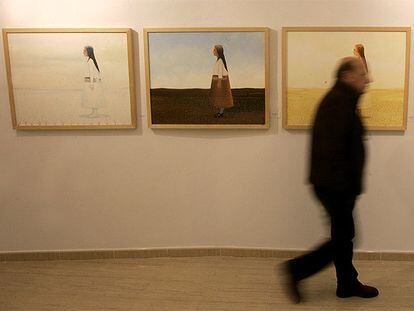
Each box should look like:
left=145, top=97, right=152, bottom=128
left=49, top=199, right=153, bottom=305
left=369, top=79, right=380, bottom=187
left=341, top=70, right=353, bottom=83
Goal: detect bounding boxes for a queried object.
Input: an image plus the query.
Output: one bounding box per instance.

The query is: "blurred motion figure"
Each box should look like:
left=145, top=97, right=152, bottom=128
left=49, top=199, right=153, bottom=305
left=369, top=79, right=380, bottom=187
left=283, top=57, right=379, bottom=303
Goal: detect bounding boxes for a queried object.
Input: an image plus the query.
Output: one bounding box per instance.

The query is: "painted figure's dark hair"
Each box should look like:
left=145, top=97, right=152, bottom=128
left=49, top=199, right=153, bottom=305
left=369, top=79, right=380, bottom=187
left=84, top=46, right=100, bottom=72
left=214, top=45, right=228, bottom=71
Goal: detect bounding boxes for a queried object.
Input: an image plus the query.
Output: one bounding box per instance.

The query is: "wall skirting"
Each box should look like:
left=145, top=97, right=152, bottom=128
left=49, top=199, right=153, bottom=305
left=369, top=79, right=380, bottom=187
left=1, top=247, right=414, bottom=262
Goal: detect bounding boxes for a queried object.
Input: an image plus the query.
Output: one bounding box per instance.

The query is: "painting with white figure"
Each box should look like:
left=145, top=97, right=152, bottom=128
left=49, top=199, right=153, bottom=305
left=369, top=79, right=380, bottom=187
left=3, top=29, right=136, bottom=129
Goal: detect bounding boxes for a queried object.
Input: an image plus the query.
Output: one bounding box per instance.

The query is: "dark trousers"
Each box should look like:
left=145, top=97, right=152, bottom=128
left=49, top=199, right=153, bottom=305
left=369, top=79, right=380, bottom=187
left=289, top=186, right=358, bottom=288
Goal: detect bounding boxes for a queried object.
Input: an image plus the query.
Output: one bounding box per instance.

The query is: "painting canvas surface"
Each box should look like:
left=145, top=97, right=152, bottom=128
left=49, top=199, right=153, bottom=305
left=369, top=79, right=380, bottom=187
left=146, top=30, right=268, bottom=128
left=6, top=31, right=134, bottom=128
left=284, top=30, right=409, bottom=130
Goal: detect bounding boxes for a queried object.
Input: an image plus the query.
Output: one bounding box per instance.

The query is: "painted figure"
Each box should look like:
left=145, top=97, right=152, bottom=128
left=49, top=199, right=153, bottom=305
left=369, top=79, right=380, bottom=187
left=82, top=46, right=103, bottom=117
left=209, top=45, right=233, bottom=118
left=353, top=44, right=368, bottom=72
left=353, top=44, right=372, bottom=118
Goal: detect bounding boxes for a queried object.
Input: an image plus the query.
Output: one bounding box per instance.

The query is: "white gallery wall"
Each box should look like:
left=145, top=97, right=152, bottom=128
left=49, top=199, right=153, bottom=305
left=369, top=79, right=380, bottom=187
left=1, top=0, right=414, bottom=253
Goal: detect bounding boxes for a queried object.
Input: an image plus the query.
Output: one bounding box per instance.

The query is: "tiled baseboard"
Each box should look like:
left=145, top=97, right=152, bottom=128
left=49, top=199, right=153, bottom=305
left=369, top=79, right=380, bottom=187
left=1, top=247, right=413, bottom=262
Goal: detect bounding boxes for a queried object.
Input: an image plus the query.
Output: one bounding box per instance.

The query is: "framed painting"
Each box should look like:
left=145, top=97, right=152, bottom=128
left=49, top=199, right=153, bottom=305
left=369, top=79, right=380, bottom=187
left=282, top=27, right=410, bottom=130
left=3, top=28, right=136, bottom=130
left=144, top=28, right=269, bottom=129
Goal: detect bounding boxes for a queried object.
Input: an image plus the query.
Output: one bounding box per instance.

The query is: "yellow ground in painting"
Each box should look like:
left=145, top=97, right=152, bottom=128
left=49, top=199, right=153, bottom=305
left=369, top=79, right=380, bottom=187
left=287, top=88, right=404, bottom=128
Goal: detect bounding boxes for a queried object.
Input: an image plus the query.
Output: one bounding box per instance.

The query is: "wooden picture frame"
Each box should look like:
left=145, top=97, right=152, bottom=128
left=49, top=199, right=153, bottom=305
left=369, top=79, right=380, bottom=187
left=144, top=27, right=270, bottom=129
left=282, top=27, right=411, bottom=131
left=3, top=28, right=136, bottom=130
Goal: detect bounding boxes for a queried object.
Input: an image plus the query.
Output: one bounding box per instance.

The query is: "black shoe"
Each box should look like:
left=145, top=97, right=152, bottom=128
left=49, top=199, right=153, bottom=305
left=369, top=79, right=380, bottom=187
left=215, top=112, right=224, bottom=118
left=337, top=281, right=379, bottom=298
left=281, top=261, right=301, bottom=303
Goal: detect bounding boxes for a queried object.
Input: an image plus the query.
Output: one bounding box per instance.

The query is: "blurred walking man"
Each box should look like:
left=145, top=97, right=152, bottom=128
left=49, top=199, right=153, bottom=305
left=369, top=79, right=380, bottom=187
left=284, top=57, right=379, bottom=303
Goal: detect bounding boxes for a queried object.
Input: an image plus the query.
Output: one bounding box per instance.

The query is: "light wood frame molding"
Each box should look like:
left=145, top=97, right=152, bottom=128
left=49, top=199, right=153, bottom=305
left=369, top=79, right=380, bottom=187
left=282, top=26, right=411, bottom=131
left=144, top=27, right=270, bottom=129
left=2, top=28, right=137, bottom=130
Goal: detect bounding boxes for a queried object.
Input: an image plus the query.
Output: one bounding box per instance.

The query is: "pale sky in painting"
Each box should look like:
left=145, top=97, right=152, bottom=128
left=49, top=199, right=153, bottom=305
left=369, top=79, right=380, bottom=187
left=287, top=31, right=407, bottom=89
left=148, top=32, right=265, bottom=89
left=8, top=32, right=129, bottom=89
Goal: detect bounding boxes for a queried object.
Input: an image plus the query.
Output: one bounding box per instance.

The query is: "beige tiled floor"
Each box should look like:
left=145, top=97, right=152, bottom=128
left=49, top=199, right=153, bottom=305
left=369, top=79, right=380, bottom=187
left=0, top=257, right=413, bottom=310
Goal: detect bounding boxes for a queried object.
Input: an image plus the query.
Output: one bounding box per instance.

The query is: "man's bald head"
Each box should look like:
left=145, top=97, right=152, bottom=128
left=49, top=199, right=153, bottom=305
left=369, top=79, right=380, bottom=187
left=336, top=57, right=361, bottom=80
left=335, top=57, right=369, bottom=93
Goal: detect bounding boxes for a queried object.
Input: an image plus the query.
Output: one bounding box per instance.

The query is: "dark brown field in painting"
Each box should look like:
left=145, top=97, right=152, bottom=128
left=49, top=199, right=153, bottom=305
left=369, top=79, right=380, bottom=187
left=150, top=88, right=265, bottom=125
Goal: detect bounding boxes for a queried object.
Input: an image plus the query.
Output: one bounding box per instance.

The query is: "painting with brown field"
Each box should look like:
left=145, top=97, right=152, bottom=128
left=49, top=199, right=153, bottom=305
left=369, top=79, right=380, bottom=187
left=144, top=28, right=269, bottom=129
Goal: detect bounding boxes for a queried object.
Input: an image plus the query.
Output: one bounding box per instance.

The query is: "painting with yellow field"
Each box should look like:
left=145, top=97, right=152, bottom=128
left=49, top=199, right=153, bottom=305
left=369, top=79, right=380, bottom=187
left=283, top=27, right=410, bottom=130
